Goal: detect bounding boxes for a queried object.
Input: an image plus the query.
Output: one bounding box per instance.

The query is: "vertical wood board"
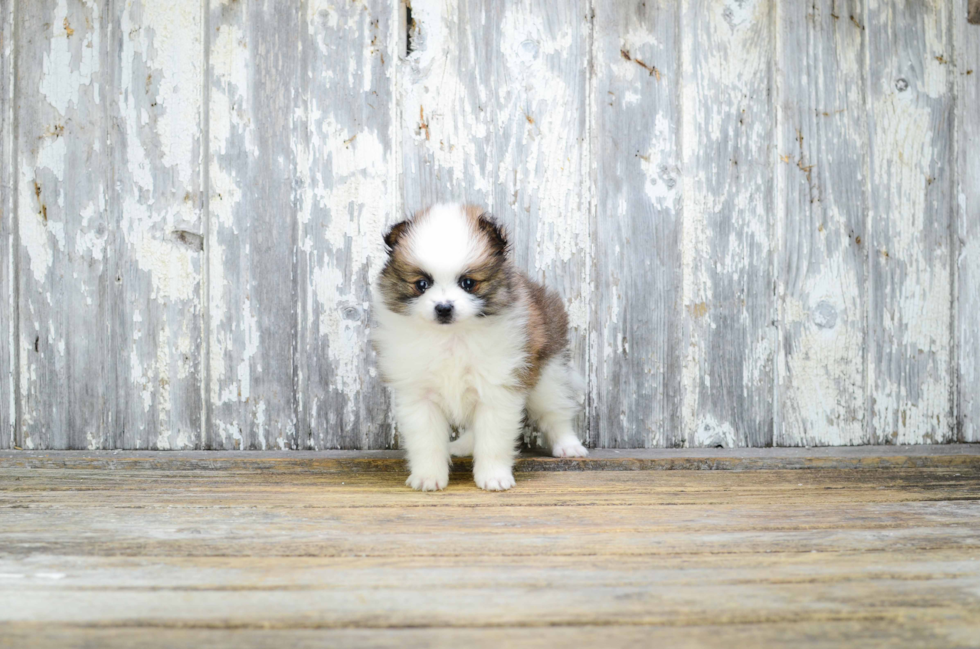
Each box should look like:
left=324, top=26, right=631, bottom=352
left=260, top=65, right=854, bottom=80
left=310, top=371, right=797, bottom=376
left=0, top=0, right=13, bottom=448
left=398, top=0, right=495, bottom=214
left=16, top=0, right=111, bottom=449
left=865, top=0, right=954, bottom=444
left=0, top=0, right=974, bottom=449
left=774, top=0, right=869, bottom=446
left=680, top=0, right=776, bottom=448
left=491, top=0, right=592, bottom=445
left=298, top=0, right=394, bottom=449
left=207, top=0, right=300, bottom=449
left=956, top=0, right=980, bottom=442
left=591, top=0, right=683, bottom=447
left=107, top=0, right=204, bottom=450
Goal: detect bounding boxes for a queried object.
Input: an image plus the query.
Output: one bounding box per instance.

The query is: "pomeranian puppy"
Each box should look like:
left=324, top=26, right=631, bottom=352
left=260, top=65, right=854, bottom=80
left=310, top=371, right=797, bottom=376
left=372, top=203, right=588, bottom=491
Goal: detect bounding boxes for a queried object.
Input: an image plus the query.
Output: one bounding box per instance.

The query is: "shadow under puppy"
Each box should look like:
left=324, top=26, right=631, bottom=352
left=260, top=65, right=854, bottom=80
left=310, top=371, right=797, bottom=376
left=372, top=203, right=588, bottom=491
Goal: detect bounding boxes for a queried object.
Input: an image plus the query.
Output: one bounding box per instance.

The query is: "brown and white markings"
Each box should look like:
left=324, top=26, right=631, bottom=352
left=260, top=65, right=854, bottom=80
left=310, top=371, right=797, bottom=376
left=372, top=204, right=587, bottom=492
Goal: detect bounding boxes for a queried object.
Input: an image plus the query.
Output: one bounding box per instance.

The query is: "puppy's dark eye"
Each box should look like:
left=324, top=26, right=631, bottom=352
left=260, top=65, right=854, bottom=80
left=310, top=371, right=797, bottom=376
left=414, top=279, right=430, bottom=293
left=459, top=277, right=476, bottom=292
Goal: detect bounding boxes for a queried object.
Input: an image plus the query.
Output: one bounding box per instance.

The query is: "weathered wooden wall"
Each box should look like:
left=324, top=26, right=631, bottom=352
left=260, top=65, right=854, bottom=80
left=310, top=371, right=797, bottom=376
left=1, top=0, right=978, bottom=450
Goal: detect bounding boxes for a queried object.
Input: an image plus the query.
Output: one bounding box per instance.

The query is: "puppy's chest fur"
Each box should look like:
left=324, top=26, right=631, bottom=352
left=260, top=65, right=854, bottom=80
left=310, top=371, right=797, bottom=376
left=376, top=314, right=528, bottom=425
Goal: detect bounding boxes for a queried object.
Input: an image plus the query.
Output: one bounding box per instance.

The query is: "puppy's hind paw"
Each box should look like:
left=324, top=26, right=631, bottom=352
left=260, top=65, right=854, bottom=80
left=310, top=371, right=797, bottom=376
left=406, top=472, right=449, bottom=492
left=552, top=437, right=589, bottom=458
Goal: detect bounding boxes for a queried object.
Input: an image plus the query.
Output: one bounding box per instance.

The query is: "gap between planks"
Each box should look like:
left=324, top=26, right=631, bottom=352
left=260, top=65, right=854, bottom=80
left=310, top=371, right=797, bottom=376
left=1, top=444, right=978, bottom=473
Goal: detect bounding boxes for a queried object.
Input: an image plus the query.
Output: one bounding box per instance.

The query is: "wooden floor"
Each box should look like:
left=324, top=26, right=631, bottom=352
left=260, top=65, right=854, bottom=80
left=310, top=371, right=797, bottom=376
left=2, top=447, right=980, bottom=648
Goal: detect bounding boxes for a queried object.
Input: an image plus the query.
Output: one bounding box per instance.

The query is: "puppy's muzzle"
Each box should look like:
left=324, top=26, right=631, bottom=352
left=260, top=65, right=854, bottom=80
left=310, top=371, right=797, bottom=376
left=434, top=302, right=454, bottom=324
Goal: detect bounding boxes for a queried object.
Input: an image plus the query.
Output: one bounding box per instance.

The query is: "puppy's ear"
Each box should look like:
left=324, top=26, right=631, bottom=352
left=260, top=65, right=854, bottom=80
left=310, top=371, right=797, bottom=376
left=383, top=220, right=411, bottom=255
left=477, top=212, right=508, bottom=257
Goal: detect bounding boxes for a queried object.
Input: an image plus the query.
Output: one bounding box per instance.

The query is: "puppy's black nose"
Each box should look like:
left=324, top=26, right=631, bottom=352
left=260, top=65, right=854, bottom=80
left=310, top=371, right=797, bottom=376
left=434, top=302, right=454, bottom=323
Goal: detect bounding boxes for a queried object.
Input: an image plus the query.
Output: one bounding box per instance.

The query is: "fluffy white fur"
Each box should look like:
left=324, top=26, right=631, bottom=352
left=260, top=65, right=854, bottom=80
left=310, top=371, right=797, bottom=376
left=372, top=204, right=587, bottom=492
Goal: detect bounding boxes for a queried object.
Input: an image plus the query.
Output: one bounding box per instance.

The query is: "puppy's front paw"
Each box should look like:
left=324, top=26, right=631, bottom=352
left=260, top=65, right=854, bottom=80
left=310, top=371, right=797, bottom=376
left=552, top=436, right=588, bottom=458
left=406, top=471, right=449, bottom=492
left=474, top=464, right=516, bottom=491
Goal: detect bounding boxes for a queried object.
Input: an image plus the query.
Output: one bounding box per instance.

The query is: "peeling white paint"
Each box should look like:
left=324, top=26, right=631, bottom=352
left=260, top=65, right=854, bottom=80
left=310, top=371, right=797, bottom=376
left=641, top=113, right=679, bottom=209
left=18, top=163, right=53, bottom=284
left=140, top=2, right=202, bottom=187
left=308, top=114, right=387, bottom=426
left=867, top=5, right=954, bottom=444
left=692, top=414, right=737, bottom=448
left=399, top=1, right=492, bottom=197
left=5, top=0, right=971, bottom=451
left=135, top=232, right=197, bottom=303
left=39, top=0, right=99, bottom=117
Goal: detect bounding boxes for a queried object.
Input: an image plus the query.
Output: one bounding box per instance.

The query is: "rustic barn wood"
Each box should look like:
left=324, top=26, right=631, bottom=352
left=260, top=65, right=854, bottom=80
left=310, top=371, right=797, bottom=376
left=4, top=444, right=979, bottom=472
left=775, top=0, right=868, bottom=446
left=959, top=0, right=980, bottom=442
left=16, top=0, right=111, bottom=450
left=680, top=0, right=775, bottom=448
left=399, top=0, right=495, bottom=215
left=0, top=0, right=13, bottom=449
left=866, top=0, right=954, bottom=444
left=1, top=451, right=979, bottom=646
left=490, top=0, right=592, bottom=445
left=108, top=1, right=205, bottom=451
left=207, top=0, right=302, bottom=450
left=297, top=0, right=395, bottom=450
left=592, top=0, right=683, bottom=448
left=1, top=0, right=978, bottom=449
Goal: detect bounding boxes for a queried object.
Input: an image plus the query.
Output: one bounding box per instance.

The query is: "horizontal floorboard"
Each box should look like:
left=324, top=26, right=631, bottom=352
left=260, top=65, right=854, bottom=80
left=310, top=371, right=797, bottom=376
left=1, top=451, right=978, bottom=647
left=2, top=445, right=979, bottom=472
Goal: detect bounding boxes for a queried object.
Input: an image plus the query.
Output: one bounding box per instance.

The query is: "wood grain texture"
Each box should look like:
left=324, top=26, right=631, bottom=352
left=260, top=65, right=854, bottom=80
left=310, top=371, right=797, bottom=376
left=4, top=622, right=980, bottom=649
left=398, top=0, right=495, bottom=212
left=0, top=460, right=978, bottom=647
left=396, top=0, right=591, bottom=448
left=491, top=0, right=591, bottom=445
left=865, top=0, right=955, bottom=444
left=0, top=0, right=13, bottom=449
left=207, top=0, right=300, bottom=449
left=774, top=0, right=869, bottom=446
left=16, top=0, right=111, bottom=449
left=957, top=0, right=980, bottom=442
left=1, top=0, right=977, bottom=450
left=592, top=1, right=683, bottom=448
left=680, top=0, right=775, bottom=448
left=4, top=445, right=979, bottom=472
left=296, top=0, right=394, bottom=450
left=107, top=0, right=204, bottom=450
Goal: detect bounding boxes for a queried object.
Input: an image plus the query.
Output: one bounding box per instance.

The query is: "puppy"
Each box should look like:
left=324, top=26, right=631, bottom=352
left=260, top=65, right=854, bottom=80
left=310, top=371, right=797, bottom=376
left=371, top=203, right=588, bottom=491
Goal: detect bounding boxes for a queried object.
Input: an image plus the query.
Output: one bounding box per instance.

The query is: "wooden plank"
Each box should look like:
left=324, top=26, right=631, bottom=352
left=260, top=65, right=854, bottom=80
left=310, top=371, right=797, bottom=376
left=0, top=0, right=13, bottom=449
left=591, top=0, right=683, bottom=447
left=957, top=0, right=980, bottom=442
left=491, top=0, right=591, bottom=445
left=4, top=445, right=980, bottom=472
left=2, top=556, right=980, bottom=627
left=0, top=467, right=978, bottom=647
left=970, top=0, right=980, bottom=24
left=396, top=1, right=592, bottom=448
left=3, top=620, right=979, bottom=649
left=297, top=0, right=394, bottom=449
left=398, top=0, right=495, bottom=213
left=866, top=0, right=955, bottom=444
left=207, top=0, right=301, bottom=449
left=16, top=0, right=111, bottom=449
left=774, top=1, right=869, bottom=446
left=680, top=0, right=775, bottom=447
left=106, top=0, right=204, bottom=449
